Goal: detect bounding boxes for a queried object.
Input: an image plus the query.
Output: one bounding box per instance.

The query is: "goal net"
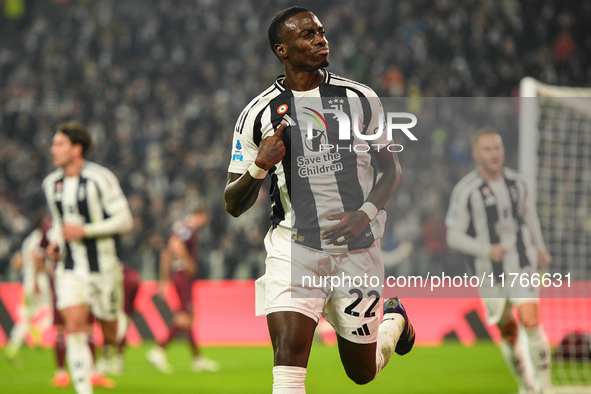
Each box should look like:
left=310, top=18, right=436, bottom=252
left=520, top=77, right=591, bottom=392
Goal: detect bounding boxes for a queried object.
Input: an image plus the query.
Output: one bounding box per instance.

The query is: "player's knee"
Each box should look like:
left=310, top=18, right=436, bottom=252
left=499, top=320, right=518, bottom=343
left=520, top=317, right=539, bottom=329
left=273, top=337, right=310, bottom=365
left=344, top=366, right=375, bottom=385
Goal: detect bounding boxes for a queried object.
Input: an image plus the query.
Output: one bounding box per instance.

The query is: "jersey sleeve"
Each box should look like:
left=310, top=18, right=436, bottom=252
left=227, top=106, right=261, bottom=175
left=366, top=95, right=391, bottom=148
left=445, top=184, right=491, bottom=258
left=83, top=167, right=133, bottom=237
left=42, top=175, right=63, bottom=245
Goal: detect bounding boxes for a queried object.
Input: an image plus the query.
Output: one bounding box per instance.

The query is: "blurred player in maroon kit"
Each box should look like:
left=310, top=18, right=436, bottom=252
left=97, top=263, right=140, bottom=375
left=146, top=208, right=219, bottom=373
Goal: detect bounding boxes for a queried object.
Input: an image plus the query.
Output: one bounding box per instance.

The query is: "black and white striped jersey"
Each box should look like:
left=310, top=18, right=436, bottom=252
left=228, top=70, right=390, bottom=252
left=445, top=168, right=547, bottom=278
left=42, top=161, right=133, bottom=274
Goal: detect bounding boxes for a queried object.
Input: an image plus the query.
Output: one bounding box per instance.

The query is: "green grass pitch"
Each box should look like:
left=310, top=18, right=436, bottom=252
left=1, top=341, right=520, bottom=393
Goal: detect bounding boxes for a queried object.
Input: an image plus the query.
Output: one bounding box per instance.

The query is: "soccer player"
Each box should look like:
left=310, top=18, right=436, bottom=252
left=445, top=127, right=553, bottom=394
left=146, top=209, right=219, bottom=373
left=224, top=7, right=413, bottom=393
left=42, top=121, right=133, bottom=394
left=4, top=215, right=53, bottom=362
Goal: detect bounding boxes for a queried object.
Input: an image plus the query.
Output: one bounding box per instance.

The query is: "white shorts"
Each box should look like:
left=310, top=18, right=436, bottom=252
left=55, top=266, right=123, bottom=321
left=255, top=226, right=384, bottom=344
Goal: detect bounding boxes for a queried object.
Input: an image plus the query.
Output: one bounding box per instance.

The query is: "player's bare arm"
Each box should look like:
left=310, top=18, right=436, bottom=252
left=62, top=223, right=86, bottom=242
left=168, top=235, right=197, bottom=278
left=46, top=242, right=60, bottom=261
left=224, top=122, right=288, bottom=217
left=322, top=147, right=402, bottom=246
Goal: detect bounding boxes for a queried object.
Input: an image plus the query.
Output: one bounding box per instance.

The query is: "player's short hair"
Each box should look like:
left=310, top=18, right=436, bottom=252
left=471, top=127, right=502, bottom=148
left=268, top=6, right=311, bottom=57
left=57, top=121, right=93, bottom=157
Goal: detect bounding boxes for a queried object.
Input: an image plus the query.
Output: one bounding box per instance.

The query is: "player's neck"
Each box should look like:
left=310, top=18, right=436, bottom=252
left=63, top=158, right=85, bottom=177
left=478, top=167, right=503, bottom=183
left=283, top=68, right=324, bottom=91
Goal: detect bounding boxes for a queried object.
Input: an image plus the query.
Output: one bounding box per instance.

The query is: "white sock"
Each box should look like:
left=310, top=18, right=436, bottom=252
left=524, top=325, right=552, bottom=389
left=272, top=366, right=306, bottom=393
left=374, top=314, right=405, bottom=380
left=66, top=332, right=93, bottom=394
left=116, top=311, right=129, bottom=342
left=500, top=338, right=536, bottom=392
left=8, top=322, right=29, bottom=349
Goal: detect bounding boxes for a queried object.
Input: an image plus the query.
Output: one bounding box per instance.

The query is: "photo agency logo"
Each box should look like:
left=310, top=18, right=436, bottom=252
left=301, top=105, right=418, bottom=153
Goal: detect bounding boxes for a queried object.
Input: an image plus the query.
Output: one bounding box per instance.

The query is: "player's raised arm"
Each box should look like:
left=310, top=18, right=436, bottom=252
left=224, top=121, right=287, bottom=217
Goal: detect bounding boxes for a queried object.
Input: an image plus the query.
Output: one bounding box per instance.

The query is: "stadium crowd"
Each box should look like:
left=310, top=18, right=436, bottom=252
left=1, top=0, right=590, bottom=280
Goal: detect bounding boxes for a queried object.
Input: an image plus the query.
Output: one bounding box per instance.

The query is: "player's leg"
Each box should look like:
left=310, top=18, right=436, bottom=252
left=50, top=279, right=70, bottom=388
left=492, top=299, right=536, bottom=393
left=60, top=304, right=94, bottom=394
left=267, top=311, right=317, bottom=393
left=109, top=265, right=140, bottom=375
left=56, top=270, right=97, bottom=394
left=5, top=302, right=30, bottom=360
left=518, top=301, right=551, bottom=392
left=51, top=324, right=71, bottom=388
left=147, top=272, right=187, bottom=373
left=334, top=297, right=412, bottom=385
left=88, top=268, right=123, bottom=388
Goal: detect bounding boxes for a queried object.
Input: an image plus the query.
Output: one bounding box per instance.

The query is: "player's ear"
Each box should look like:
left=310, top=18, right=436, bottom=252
left=73, top=143, right=84, bottom=158
left=275, top=42, right=287, bottom=59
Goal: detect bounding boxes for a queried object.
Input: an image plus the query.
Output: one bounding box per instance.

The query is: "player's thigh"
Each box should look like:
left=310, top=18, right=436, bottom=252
left=322, top=246, right=383, bottom=344
left=54, top=270, right=92, bottom=332
left=97, top=318, right=118, bottom=344
left=256, top=227, right=326, bottom=321
left=60, top=304, right=91, bottom=332
left=516, top=299, right=539, bottom=328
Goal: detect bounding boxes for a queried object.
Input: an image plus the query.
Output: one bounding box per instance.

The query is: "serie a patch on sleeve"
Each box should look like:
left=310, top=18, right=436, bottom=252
left=232, top=140, right=243, bottom=161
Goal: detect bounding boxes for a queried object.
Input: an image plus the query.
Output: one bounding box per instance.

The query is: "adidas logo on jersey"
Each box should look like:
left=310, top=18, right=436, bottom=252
left=351, top=323, right=371, bottom=336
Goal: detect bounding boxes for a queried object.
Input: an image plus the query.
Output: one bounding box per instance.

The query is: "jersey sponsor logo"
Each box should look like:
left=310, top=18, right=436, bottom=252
left=55, top=181, right=63, bottom=201
left=296, top=152, right=343, bottom=178
left=302, top=107, right=329, bottom=151
left=277, top=104, right=288, bottom=114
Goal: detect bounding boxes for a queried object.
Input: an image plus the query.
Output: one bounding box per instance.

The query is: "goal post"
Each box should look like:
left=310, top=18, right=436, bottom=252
left=519, top=77, right=591, bottom=392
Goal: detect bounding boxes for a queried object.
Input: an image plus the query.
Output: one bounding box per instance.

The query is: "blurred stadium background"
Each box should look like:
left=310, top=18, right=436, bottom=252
left=1, top=0, right=590, bottom=393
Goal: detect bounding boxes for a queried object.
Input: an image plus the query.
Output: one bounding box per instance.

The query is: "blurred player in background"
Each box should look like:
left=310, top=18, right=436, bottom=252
left=446, top=127, right=553, bottom=394
left=43, top=121, right=133, bottom=394
left=97, top=263, right=140, bottom=376
left=4, top=214, right=53, bottom=362
left=224, top=7, right=412, bottom=393
left=146, top=208, right=219, bottom=373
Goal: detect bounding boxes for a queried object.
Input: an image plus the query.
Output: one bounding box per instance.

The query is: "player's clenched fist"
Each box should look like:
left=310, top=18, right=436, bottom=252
left=489, top=243, right=507, bottom=263
left=255, top=121, right=287, bottom=170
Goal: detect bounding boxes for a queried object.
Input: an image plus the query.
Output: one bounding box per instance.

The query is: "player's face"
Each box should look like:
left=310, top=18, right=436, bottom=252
left=51, top=132, right=79, bottom=168
left=186, top=211, right=209, bottom=230
left=473, top=134, right=505, bottom=174
left=279, top=12, right=329, bottom=70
